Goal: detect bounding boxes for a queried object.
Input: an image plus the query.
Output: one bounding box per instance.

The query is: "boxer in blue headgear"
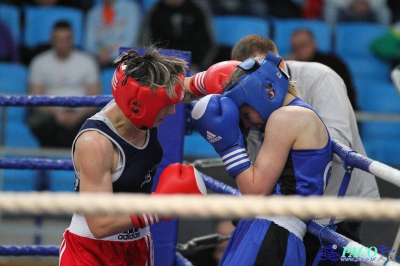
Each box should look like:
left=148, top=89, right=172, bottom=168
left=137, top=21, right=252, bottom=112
left=191, top=51, right=333, bottom=266
left=223, top=51, right=290, bottom=125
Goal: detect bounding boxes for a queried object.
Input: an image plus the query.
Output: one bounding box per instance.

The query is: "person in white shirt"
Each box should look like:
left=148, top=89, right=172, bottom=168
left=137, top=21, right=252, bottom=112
left=28, top=20, right=101, bottom=148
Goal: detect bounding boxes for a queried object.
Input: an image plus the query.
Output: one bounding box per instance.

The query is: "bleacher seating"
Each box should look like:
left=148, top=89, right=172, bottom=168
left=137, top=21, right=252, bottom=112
left=1, top=168, right=37, bottom=191
left=0, top=62, right=28, bottom=94
left=213, top=15, right=270, bottom=48
left=334, top=22, right=391, bottom=82
left=23, top=6, right=84, bottom=49
left=334, top=22, right=389, bottom=58
left=48, top=170, right=75, bottom=192
left=0, top=62, right=33, bottom=142
left=355, top=79, right=400, bottom=166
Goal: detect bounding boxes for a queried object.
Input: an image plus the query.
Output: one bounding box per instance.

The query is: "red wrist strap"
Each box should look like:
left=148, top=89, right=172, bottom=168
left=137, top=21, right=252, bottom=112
left=130, top=213, right=160, bottom=229
left=189, top=71, right=206, bottom=96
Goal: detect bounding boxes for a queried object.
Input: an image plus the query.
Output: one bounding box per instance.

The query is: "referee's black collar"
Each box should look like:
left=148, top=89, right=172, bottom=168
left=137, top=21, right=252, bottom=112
left=284, top=62, right=291, bottom=77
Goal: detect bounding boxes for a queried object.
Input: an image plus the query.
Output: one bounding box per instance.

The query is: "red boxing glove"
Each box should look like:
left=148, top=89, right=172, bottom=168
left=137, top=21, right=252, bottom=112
left=153, top=163, right=207, bottom=195
left=130, top=163, right=207, bottom=228
left=189, top=60, right=240, bottom=96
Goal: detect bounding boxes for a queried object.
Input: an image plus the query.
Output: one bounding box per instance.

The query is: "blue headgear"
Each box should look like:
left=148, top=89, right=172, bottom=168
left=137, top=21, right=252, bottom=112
left=222, top=51, right=290, bottom=123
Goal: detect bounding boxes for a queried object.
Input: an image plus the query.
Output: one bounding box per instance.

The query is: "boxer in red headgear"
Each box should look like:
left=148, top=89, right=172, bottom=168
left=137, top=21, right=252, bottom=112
left=60, top=47, right=213, bottom=266
left=112, top=56, right=185, bottom=130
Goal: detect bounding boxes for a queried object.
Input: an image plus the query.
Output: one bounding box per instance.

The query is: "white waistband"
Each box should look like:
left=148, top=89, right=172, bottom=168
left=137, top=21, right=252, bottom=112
left=256, top=215, right=307, bottom=240
left=69, top=213, right=150, bottom=242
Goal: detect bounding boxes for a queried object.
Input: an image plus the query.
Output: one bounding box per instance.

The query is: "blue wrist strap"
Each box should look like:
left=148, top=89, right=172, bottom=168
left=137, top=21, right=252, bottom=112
left=220, top=146, right=251, bottom=178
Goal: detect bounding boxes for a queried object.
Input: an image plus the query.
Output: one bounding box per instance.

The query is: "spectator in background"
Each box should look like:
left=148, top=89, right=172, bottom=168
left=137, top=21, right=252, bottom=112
left=0, top=20, right=20, bottom=63
left=370, top=21, right=400, bottom=68
left=286, top=28, right=358, bottom=110
left=371, top=20, right=400, bottom=94
left=138, top=0, right=218, bottom=73
left=84, top=0, right=142, bottom=69
left=27, top=20, right=100, bottom=148
left=323, top=0, right=392, bottom=30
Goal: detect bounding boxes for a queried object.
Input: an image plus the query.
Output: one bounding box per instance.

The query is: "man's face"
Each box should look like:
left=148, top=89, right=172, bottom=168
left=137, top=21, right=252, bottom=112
left=290, top=31, right=316, bottom=61
left=52, top=28, right=74, bottom=58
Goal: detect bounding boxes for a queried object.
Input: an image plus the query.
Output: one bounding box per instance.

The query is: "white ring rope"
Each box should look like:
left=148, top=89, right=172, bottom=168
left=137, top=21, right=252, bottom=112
left=0, top=192, right=398, bottom=221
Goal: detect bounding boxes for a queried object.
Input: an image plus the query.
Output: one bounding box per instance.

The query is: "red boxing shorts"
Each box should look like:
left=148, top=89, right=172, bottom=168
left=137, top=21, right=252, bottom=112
left=59, top=230, right=154, bottom=266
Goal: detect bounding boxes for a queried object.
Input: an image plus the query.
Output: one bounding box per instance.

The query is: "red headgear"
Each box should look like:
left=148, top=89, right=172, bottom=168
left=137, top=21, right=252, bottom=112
left=111, top=63, right=184, bottom=130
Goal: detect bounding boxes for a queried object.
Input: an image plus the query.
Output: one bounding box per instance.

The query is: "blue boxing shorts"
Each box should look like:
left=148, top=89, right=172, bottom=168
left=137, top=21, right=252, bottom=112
left=219, top=217, right=306, bottom=266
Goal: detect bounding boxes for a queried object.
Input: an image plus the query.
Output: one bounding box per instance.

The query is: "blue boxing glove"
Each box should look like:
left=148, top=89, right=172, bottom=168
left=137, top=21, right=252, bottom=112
left=191, top=94, right=251, bottom=178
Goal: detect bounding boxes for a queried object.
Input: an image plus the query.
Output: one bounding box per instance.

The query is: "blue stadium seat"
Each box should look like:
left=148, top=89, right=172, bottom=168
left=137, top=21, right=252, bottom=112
left=354, top=79, right=400, bottom=113
left=1, top=169, right=37, bottom=191
left=3, top=107, right=27, bottom=123
left=0, top=4, right=21, bottom=44
left=334, top=22, right=389, bottom=58
left=344, top=57, right=391, bottom=82
left=48, top=170, right=75, bottom=192
left=0, top=63, right=28, bottom=94
left=213, top=15, right=270, bottom=48
left=354, top=79, right=400, bottom=167
left=23, top=6, right=84, bottom=49
left=101, top=67, right=115, bottom=95
left=334, top=22, right=391, bottom=82
left=272, top=19, right=332, bottom=57
left=5, top=121, right=39, bottom=148
left=363, top=139, right=400, bottom=167
left=0, top=62, right=29, bottom=141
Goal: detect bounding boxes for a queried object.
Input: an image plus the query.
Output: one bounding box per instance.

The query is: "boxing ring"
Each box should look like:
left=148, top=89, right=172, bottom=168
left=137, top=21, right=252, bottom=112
left=1, top=94, right=400, bottom=266
left=1, top=47, right=400, bottom=265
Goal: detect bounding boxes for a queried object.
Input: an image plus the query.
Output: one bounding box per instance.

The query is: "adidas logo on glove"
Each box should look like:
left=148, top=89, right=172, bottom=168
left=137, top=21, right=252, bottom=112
left=207, top=131, right=222, bottom=143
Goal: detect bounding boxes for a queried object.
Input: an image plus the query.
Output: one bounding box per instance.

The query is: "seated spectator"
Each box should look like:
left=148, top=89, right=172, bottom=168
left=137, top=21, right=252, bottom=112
left=370, top=20, right=400, bottom=68
left=84, top=0, right=141, bottom=69
left=27, top=20, right=100, bottom=148
left=0, top=20, right=19, bottom=63
left=138, top=0, right=218, bottom=73
left=286, top=28, right=358, bottom=110
left=323, top=0, right=392, bottom=30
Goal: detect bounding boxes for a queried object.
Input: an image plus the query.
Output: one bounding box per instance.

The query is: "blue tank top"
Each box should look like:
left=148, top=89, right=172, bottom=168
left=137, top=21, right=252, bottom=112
left=73, top=114, right=163, bottom=194
left=272, top=98, right=333, bottom=197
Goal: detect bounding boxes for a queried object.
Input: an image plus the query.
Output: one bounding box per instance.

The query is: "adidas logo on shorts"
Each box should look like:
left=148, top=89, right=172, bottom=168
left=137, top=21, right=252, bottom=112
left=207, top=131, right=222, bottom=143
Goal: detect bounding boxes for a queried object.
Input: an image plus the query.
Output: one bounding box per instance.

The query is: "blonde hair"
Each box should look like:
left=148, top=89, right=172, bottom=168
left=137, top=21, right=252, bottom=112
left=288, top=82, right=300, bottom=97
